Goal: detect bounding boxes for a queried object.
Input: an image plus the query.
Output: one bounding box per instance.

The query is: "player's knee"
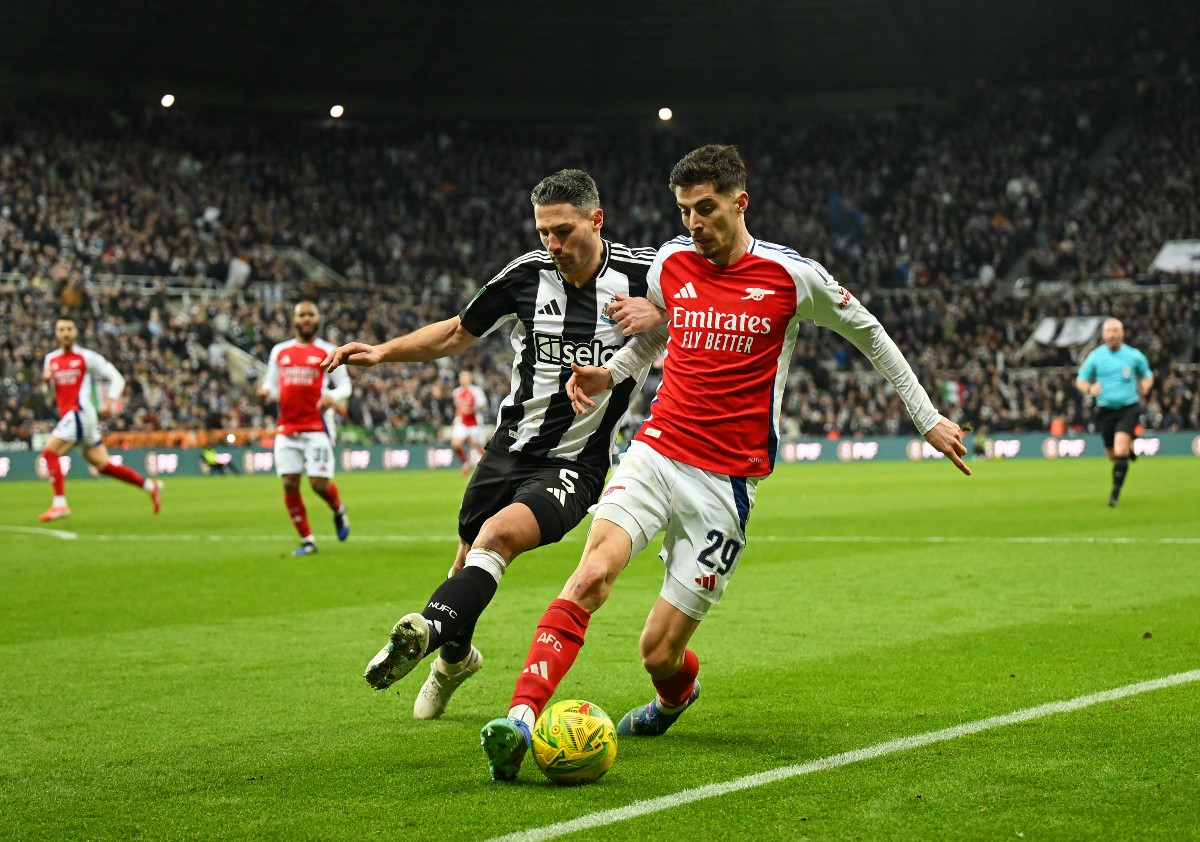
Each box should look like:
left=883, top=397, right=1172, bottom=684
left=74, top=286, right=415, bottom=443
left=474, top=515, right=530, bottom=559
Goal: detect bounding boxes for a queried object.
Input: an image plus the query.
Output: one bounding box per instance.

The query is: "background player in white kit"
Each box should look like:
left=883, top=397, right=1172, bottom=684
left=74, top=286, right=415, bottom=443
left=450, top=370, right=489, bottom=476
left=480, top=144, right=972, bottom=781
left=259, top=300, right=352, bottom=556
left=38, top=317, right=163, bottom=522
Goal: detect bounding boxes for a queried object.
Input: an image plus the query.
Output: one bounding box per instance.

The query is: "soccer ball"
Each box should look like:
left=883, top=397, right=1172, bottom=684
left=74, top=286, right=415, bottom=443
left=532, top=699, right=618, bottom=785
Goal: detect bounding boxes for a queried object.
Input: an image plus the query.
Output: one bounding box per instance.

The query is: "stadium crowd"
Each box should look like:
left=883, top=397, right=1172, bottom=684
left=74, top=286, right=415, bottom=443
left=1, top=10, right=1197, bottom=447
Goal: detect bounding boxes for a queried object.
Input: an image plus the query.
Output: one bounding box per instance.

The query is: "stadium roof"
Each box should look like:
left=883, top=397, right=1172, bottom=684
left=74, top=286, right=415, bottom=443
left=0, top=0, right=1125, bottom=119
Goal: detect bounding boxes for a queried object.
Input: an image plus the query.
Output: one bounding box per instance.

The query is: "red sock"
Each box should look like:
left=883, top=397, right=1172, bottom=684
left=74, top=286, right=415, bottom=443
left=100, top=462, right=146, bottom=487
left=314, top=482, right=342, bottom=511
left=285, top=491, right=311, bottom=538
left=454, top=446, right=468, bottom=464
left=510, top=598, right=591, bottom=718
left=653, top=648, right=700, bottom=708
left=41, top=449, right=65, bottom=496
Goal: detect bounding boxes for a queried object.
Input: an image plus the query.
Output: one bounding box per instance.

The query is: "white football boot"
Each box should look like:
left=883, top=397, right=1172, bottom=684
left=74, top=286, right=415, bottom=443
left=413, top=646, right=484, bottom=720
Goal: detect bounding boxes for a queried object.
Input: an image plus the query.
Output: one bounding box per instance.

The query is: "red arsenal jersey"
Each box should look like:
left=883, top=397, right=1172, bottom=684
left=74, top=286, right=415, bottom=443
left=628, top=236, right=937, bottom=477
left=263, top=338, right=349, bottom=435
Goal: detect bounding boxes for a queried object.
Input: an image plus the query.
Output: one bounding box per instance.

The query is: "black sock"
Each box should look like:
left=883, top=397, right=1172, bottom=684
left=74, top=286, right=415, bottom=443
left=420, top=566, right=498, bottom=654
left=1112, top=457, right=1129, bottom=496
left=439, top=619, right=478, bottom=665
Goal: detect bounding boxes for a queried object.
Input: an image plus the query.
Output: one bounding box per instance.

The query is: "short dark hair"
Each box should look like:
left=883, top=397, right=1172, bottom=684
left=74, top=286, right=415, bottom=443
left=530, top=169, right=600, bottom=211
left=669, top=145, right=746, bottom=195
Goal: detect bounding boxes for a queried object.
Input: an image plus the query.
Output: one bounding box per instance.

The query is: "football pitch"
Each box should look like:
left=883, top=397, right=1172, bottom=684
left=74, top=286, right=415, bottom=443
left=2, top=456, right=1198, bottom=840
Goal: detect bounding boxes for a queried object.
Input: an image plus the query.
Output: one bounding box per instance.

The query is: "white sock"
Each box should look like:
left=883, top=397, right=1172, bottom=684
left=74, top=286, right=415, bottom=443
left=464, top=548, right=507, bottom=584
left=52, top=495, right=67, bottom=508
left=507, top=704, right=536, bottom=731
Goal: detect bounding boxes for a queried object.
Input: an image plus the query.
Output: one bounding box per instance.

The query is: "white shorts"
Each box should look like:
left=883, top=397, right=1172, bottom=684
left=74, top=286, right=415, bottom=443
left=51, top=409, right=102, bottom=448
left=450, top=420, right=488, bottom=446
left=594, top=440, right=759, bottom=621
left=274, top=431, right=336, bottom=478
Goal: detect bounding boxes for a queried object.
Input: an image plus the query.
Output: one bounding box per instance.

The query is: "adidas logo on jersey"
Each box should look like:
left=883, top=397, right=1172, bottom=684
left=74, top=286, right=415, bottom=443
left=537, top=300, right=563, bottom=317
left=547, top=487, right=567, bottom=506
left=694, top=574, right=717, bottom=592
left=673, top=282, right=698, bottom=299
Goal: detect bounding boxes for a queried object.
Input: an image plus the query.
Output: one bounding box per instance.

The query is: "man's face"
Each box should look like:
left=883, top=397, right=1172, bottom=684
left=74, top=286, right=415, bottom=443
left=533, top=203, right=603, bottom=280
left=674, top=183, right=747, bottom=264
left=55, top=320, right=78, bottom=349
left=1102, top=319, right=1124, bottom=350
left=293, top=303, right=320, bottom=341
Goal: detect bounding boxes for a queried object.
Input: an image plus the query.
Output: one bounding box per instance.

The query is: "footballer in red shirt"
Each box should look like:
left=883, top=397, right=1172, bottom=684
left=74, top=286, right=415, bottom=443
left=450, top=370, right=489, bottom=475
left=259, top=301, right=352, bottom=556
left=38, top=317, right=162, bottom=522
left=481, top=145, right=972, bottom=781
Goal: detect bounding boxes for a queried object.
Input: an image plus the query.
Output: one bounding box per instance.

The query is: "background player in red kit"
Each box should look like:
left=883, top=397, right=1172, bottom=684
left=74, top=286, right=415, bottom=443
left=38, top=317, right=163, bottom=521
left=259, top=300, right=352, bottom=556
left=450, top=370, right=489, bottom=475
left=480, top=145, right=972, bottom=780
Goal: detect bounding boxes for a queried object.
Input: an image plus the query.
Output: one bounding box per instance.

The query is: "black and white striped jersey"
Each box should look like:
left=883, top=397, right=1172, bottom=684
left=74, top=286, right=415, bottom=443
left=459, top=240, right=656, bottom=472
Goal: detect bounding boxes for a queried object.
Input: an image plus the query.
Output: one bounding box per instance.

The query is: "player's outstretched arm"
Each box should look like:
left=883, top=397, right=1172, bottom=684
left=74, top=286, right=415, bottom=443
left=323, top=317, right=477, bottom=372
left=566, top=364, right=614, bottom=415
left=607, top=294, right=667, bottom=336
left=924, top=416, right=971, bottom=476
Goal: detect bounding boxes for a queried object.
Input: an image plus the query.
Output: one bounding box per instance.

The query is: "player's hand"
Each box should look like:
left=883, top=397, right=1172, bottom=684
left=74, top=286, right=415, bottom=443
left=566, top=363, right=614, bottom=415
left=100, top=398, right=117, bottom=418
left=323, top=342, right=382, bottom=372
left=316, top=395, right=336, bottom=411
left=608, top=294, right=667, bottom=336
left=1089, top=382, right=1102, bottom=397
left=924, top=416, right=972, bottom=476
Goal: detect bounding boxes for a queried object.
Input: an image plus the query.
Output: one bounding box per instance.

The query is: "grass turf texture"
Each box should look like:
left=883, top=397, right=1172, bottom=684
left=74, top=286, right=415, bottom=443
left=1, top=456, right=1198, bottom=840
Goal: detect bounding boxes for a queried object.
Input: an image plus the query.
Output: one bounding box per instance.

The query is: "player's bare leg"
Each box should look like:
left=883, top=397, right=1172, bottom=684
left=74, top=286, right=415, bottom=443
left=617, top=599, right=703, bottom=736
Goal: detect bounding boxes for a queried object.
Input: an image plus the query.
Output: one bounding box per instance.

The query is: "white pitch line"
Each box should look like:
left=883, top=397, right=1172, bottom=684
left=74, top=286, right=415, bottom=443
left=0, top=524, right=77, bottom=540
left=2, top=533, right=1198, bottom=545
left=486, top=669, right=1200, bottom=842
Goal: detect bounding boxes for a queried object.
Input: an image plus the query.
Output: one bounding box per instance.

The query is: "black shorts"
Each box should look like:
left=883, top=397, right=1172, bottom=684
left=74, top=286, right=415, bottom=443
left=1095, top=403, right=1140, bottom=449
left=457, top=448, right=607, bottom=547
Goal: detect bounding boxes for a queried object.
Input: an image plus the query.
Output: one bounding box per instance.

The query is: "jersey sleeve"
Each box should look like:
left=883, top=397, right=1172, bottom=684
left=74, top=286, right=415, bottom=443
left=1135, top=350, right=1152, bottom=379
left=459, top=261, right=529, bottom=337
left=794, top=261, right=940, bottom=435
left=262, top=344, right=282, bottom=401
left=645, top=252, right=666, bottom=308
left=1077, top=351, right=1097, bottom=382
left=325, top=360, right=352, bottom=403
left=607, top=324, right=668, bottom=386
left=85, top=349, right=125, bottom=400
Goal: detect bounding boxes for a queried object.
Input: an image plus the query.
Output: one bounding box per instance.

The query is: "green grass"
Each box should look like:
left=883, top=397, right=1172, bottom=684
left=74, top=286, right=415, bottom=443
left=2, top=456, right=1198, bottom=840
